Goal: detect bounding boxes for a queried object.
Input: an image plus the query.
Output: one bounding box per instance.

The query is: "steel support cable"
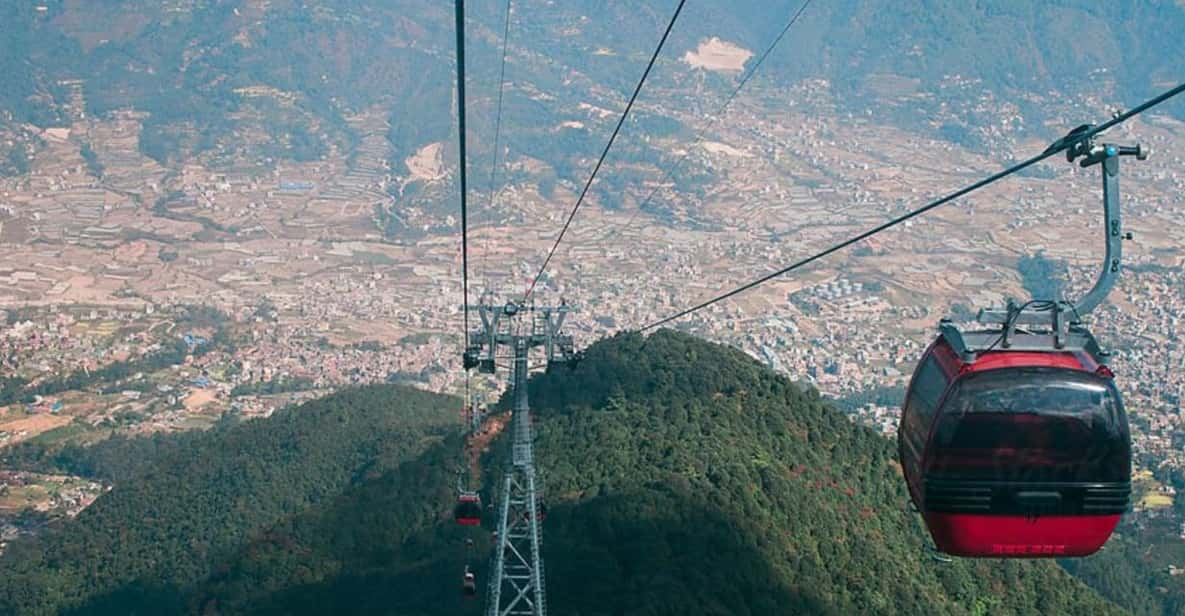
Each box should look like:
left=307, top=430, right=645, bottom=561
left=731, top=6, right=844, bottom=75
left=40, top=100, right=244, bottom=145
left=641, top=81, right=1185, bottom=331
left=522, top=0, right=688, bottom=302
left=480, top=0, right=515, bottom=285
left=598, top=0, right=815, bottom=244
left=454, top=0, right=476, bottom=426
left=455, top=0, right=472, bottom=344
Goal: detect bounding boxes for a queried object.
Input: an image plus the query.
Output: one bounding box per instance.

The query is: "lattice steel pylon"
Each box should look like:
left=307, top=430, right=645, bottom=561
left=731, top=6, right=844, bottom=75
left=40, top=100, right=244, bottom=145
left=463, top=300, right=575, bottom=616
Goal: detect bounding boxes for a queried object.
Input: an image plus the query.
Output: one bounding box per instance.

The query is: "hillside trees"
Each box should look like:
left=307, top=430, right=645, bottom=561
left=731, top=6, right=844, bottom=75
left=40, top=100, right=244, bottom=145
left=0, top=384, right=458, bottom=615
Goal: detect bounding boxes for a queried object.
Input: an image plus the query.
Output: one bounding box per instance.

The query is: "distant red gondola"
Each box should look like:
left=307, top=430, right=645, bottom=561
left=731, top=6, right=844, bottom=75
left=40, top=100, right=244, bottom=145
left=454, top=492, right=482, bottom=526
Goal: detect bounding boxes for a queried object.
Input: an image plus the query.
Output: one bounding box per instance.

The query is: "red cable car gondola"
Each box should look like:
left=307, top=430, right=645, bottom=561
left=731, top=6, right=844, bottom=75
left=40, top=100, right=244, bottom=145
left=454, top=492, right=482, bottom=526
left=899, top=134, right=1146, bottom=558
left=900, top=323, right=1130, bottom=557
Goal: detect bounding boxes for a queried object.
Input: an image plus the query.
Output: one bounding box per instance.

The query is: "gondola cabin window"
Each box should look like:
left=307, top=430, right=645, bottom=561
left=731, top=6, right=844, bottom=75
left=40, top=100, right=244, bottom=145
left=902, top=356, right=948, bottom=460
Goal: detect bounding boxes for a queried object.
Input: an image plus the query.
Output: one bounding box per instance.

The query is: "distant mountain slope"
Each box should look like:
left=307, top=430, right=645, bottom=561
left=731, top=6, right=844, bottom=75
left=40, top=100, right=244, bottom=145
left=178, top=331, right=1127, bottom=615
left=3, top=0, right=1184, bottom=171
left=0, top=384, right=458, bottom=616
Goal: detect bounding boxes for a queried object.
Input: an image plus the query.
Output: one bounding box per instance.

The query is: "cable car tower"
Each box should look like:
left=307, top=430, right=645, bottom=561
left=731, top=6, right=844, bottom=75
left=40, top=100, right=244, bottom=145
left=463, top=299, right=576, bottom=616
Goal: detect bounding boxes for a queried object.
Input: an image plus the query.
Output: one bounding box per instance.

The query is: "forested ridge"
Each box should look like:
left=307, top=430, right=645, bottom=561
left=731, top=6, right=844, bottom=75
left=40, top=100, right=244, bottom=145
left=524, top=331, right=1127, bottom=615
left=0, top=384, right=458, bottom=615
left=0, top=331, right=1163, bottom=614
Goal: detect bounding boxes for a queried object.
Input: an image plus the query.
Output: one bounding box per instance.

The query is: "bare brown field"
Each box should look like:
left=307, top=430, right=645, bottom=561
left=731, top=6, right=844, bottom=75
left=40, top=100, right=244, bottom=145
left=0, top=415, right=71, bottom=447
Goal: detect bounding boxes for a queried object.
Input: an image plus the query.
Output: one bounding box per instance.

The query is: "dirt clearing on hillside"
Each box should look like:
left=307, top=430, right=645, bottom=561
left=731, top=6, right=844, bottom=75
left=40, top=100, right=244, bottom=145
left=682, top=37, right=752, bottom=72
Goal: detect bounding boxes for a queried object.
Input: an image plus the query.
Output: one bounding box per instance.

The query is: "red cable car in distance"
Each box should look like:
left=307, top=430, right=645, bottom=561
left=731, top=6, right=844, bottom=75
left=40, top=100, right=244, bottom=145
left=899, top=134, right=1146, bottom=558
left=454, top=492, right=482, bottom=526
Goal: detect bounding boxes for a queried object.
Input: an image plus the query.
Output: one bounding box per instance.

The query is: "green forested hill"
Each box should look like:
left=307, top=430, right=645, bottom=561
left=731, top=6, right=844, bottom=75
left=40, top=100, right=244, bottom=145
left=132, top=331, right=1134, bottom=614
left=0, top=331, right=1163, bottom=614
left=0, top=384, right=458, bottom=616
left=526, top=331, right=1126, bottom=615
